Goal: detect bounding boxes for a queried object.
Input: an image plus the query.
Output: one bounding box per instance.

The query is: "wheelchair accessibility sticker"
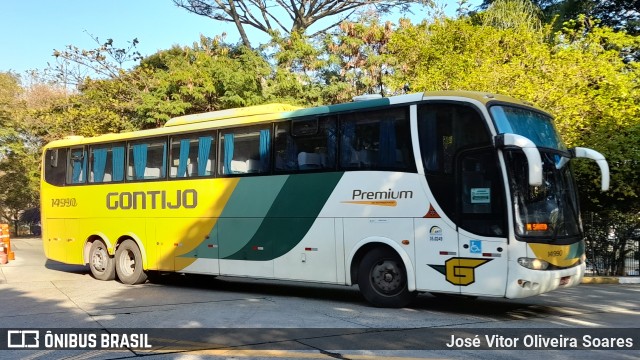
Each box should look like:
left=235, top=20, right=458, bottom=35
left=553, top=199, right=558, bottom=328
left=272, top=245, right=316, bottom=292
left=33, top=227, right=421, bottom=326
left=469, top=240, right=482, bottom=254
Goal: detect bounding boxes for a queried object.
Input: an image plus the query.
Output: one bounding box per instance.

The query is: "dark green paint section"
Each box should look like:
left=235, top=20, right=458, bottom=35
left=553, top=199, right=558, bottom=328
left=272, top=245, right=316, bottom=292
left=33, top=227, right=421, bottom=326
left=179, top=176, right=288, bottom=259
left=224, top=172, right=344, bottom=261
left=428, top=264, right=446, bottom=276
left=565, top=240, right=585, bottom=260
left=282, top=98, right=391, bottom=119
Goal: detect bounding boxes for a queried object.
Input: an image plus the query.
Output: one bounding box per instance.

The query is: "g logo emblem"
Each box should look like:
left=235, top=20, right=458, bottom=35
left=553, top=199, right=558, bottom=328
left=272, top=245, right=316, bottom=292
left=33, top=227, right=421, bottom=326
left=444, top=258, right=491, bottom=286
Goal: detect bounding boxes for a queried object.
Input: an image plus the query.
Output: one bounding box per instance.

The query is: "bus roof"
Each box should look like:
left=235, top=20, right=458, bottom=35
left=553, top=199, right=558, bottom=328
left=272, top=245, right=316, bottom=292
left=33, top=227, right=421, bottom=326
left=164, top=103, right=304, bottom=127
left=43, top=91, right=544, bottom=148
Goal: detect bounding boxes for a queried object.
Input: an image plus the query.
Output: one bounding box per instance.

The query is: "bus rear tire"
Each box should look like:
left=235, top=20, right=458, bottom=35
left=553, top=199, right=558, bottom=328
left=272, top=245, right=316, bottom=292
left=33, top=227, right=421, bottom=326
left=89, top=240, right=115, bottom=281
left=115, top=239, right=148, bottom=285
left=357, top=247, right=416, bottom=308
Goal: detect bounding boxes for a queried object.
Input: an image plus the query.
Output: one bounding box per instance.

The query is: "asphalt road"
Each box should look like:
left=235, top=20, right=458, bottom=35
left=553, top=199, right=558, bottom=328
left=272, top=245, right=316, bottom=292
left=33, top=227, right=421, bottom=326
left=1, top=238, right=639, bottom=359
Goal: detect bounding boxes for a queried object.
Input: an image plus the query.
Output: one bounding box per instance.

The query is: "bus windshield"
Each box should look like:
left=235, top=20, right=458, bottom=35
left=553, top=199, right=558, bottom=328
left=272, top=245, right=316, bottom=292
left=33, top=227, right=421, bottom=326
left=490, top=105, right=565, bottom=150
left=505, top=150, right=582, bottom=241
left=492, top=106, right=582, bottom=242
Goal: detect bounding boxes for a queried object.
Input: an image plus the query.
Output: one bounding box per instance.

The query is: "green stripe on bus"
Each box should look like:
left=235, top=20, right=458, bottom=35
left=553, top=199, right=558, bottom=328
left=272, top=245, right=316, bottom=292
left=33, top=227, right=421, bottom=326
left=179, top=176, right=289, bottom=259
left=223, top=172, right=344, bottom=261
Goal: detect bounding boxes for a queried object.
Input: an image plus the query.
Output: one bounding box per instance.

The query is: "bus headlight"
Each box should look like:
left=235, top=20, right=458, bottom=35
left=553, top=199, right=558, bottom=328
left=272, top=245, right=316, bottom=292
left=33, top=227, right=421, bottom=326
left=517, top=257, right=549, bottom=270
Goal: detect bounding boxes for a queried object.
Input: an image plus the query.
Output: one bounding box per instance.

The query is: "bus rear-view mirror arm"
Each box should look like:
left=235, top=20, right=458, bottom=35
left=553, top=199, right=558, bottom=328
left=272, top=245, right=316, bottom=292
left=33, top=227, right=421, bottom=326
left=494, top=133, right=543, bottom=187
left=571, top=147, right=610, bottom=191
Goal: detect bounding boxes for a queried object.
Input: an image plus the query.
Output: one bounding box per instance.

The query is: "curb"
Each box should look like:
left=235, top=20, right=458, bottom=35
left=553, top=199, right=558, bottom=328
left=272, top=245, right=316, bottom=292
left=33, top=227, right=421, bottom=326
left=582, top=276, right=640, bottom=284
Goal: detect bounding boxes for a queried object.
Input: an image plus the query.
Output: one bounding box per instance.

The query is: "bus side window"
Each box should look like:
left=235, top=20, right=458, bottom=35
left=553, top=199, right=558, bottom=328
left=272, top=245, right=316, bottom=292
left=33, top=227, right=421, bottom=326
left=458, top=148, right=506, bottom=236
left=274, top=117, right=337, bottom=172
left=218, top=125, right=271, bottom=175
left=67, top=147, right=87, bottom=184
left=127, top=138, right=167, bottom=181
left=339, top=108, right=414, bottom=171
left=170, top=133, right=215, bottom=178
left=89, top=143, right=125, bottom=183
left=45, top=148, right=67, bottom=186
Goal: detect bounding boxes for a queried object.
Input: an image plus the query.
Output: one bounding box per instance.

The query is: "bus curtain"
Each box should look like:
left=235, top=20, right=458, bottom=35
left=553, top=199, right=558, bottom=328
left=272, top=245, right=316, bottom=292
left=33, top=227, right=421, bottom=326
left=326, top=123, right=337, bottom=167
left=161, top=142, right=167, bottom=178
left=259, top=129, right=270, bottom=172
left=92, top=148, right=108, bottom=182
left=132, top=144, right=148, bottom=180
left=422, top=111, right=439, bottom=172
left=112, top=146, right=125, bottom=181
left=224, top=133, right=234, bottom=174
left=285, top=133, right=298, bottom=170
left=340, top=121, right=356, bottom=165
left=71, top=149, right=86, bottom=184
left=379, top=119, right=397, bottom=167
left=198, top=136, right=212, bottom=176
left=178, top=139, right=190, bottom=177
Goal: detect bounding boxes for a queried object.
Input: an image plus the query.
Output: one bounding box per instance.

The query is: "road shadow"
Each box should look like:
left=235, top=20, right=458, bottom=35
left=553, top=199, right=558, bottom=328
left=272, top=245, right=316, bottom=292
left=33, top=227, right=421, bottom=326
left=44, top=259, right=90, bottom=274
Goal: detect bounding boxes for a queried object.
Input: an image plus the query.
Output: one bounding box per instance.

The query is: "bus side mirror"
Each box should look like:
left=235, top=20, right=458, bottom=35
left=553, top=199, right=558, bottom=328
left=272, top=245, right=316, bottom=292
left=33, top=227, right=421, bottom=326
left=572, top=147, right=610, bottom=191
left=494, top=133, right=543, bottom=187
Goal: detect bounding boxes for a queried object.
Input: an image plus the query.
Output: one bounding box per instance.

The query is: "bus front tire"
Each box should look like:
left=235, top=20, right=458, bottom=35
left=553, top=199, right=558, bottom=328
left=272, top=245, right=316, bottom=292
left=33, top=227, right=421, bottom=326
left=88, top=240, right=115, bottom=281
left=115, top=239, right=148, bottom=285
left=357, top=247, right=416, bottom=308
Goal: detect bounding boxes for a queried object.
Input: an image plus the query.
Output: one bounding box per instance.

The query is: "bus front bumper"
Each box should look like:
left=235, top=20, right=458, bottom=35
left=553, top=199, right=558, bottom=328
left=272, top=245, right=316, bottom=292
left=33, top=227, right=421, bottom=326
left=505, top=261, right=585, bottom=299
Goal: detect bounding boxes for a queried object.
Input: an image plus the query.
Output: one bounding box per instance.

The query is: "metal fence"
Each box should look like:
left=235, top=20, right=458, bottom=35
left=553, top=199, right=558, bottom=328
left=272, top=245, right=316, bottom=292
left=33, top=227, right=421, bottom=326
left=586, top=240, right=639, bottom=276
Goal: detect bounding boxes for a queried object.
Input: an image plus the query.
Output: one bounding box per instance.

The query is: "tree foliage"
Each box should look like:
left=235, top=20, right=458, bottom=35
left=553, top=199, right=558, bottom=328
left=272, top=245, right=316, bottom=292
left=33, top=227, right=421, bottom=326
left=481, top=0, right=640, bottom=35
left=387, top=4, right=640, bottom=213
left=0, top=72, right=40, bottom=229
left=49, top=33, right=142, bottom=88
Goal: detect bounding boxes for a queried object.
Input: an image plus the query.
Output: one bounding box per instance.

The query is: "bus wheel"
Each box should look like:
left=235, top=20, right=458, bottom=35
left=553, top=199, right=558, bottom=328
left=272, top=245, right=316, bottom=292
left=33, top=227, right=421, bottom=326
left=89, top=240, right=115, bottom=281
left=357, top=247, right=416, bottom=308
left=115, top=240, right=148, bottom=285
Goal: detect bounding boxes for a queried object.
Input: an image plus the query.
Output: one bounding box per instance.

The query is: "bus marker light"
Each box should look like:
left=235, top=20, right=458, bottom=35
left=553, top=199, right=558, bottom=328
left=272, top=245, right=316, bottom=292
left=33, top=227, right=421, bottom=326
left=482, top=253, right=502, bottom=257
left=402, top=240, right=410, bottom=245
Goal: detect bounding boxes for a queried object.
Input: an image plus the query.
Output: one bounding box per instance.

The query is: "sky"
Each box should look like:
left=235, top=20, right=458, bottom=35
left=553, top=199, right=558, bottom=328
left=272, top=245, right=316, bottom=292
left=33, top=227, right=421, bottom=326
left=0, top=0, right=478, bottom=76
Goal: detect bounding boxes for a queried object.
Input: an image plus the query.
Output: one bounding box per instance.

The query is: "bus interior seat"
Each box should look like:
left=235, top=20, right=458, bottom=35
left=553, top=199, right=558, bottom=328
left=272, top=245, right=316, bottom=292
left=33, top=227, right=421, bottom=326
left=144, top=167, right=161, bottom=179
left=205, top=160, right=212, bottom=175
left=348, top=149, right=373, bottom=167
left=230, top=160, right=247, bottom=173
left=246, top=159, right=260, bottom=173
left=298, top=152, right=321, bottom=170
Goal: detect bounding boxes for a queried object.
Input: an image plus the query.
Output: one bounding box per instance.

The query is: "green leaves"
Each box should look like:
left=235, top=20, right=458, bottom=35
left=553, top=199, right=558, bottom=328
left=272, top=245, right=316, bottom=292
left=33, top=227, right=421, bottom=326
left=386, top=9, right=640, bottom=212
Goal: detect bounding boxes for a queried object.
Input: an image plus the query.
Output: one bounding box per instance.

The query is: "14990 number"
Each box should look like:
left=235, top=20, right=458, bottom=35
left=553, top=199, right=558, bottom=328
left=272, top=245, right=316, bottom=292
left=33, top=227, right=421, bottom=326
left=51, top=198, right=77, bottom=207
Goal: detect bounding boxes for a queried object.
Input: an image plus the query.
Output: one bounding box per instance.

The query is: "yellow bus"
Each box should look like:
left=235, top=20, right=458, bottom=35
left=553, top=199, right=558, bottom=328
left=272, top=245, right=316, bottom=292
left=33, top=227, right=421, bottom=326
left=41, top=91, right=609, bottom=307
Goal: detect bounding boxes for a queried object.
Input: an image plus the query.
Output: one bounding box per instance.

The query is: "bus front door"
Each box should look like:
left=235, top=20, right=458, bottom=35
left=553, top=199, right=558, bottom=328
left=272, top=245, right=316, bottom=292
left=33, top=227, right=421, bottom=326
left=455, top=148, right=508, bottom=297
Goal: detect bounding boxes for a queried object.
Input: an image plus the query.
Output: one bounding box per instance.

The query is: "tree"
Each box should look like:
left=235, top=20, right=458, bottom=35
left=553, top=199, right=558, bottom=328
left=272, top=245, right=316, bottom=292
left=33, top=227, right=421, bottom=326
left=480, top=0, right=640, bottom=35
left=387, top=2, right=640, bottom=213
left=584, top=210, right=640, bottom=276
left=49, top=33, right=142, bottom=88
left=0, top=72, right=40, bottom=231
left=323, top=14, right=398, bottom=99
left=171, top=0, right=430, bottom=48
left=134, top=37, right=275, bottom=127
